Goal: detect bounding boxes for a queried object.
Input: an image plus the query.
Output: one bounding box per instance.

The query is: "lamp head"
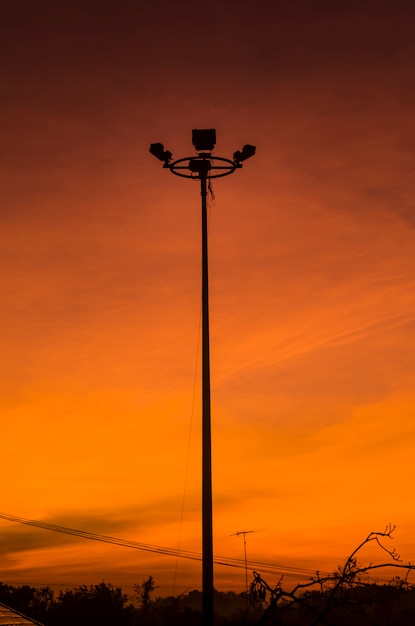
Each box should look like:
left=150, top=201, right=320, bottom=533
left=233, top=144, right=256, bottom=164
left=192, top=128, right=216, bottom=152
left=149, top=143, right=172, bottom=164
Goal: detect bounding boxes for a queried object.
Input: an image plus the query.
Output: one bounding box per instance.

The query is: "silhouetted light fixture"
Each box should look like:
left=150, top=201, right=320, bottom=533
left=192, top=128, right=216, bottom=152
left=233, top=144, right=256, bottom=165
left=149, top=129, right=255, bottom=626
left=149, top=142, right=172, bottom=164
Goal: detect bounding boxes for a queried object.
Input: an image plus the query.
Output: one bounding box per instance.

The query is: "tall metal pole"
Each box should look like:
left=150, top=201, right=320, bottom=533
left=201, top=162, right=214, bottom=626
left=149, top=133, right=256, bottom=626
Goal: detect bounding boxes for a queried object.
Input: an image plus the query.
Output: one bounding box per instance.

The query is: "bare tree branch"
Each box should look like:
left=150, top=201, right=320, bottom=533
left=248, top=525, right=415, bottom=626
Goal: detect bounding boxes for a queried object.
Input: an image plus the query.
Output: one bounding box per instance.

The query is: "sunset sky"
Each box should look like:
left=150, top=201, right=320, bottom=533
left=1, top=0, right=415, bottom=597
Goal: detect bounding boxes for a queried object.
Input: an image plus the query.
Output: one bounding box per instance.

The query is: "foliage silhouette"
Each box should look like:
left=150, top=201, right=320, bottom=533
left=248, top=524, right=415, bottom=625
left=49, top=582, right=134, bottom=626
left=135, top=576, right=158, bottom=613
left=0, top=582, right=54, bottom=623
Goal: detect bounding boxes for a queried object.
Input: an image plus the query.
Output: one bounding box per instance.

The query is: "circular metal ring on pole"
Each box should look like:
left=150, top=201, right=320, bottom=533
left=168, top=155, right=237, bottom=180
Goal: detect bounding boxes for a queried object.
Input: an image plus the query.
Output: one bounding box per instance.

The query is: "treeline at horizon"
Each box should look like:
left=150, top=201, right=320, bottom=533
left=2, top=577, right=415, bottom=626
left=0, top=580, right=252, bottom=626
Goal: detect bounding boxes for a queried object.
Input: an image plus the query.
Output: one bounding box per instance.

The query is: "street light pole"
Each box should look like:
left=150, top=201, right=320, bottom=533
left=200, top=160, right=214, bottom=626
left=149, top=130, right=255, bottom=626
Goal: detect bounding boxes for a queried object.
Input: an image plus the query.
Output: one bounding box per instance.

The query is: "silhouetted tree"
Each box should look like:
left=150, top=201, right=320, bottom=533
left=135, top=576, right=158, bottom=615
left=0, top=583, right=54, bottom=623
left=248, top=524, right=415, bottom=626
left=49, top=582, right=134, bottom=626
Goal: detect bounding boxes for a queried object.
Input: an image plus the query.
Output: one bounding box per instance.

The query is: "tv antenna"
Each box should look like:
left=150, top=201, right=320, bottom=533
left=231, top=530, right=256, bottom=603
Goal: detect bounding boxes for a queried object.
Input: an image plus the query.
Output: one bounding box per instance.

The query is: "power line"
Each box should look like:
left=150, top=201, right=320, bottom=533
left=0, top=512, right=327, bottom=579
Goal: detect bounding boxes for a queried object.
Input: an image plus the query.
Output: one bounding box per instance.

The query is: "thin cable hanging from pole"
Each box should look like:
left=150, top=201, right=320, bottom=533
left=172, top=308, right=202, bottom=596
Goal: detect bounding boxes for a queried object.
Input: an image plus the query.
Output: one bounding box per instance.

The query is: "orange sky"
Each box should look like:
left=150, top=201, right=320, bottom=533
left=1, top=0, right=415, bottom=597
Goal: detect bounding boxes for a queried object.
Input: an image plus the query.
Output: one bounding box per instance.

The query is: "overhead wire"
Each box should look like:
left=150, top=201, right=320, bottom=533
left=0, top=512, right=329, bottom=580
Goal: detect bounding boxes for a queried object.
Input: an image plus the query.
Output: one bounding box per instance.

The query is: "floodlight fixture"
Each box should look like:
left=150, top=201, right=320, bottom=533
left=233, top=144, right=256, bottom=164
left=149, top=143, right=172, bottom=164
left=192, top=128, right=216, bottom=152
